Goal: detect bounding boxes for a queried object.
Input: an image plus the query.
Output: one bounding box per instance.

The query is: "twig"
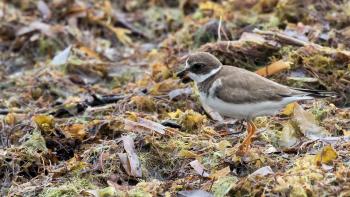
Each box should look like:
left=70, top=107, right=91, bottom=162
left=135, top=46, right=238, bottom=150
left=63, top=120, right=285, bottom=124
left=217, top=16, right=222, bottom=42
left=253, top=28, right=322, bottom=48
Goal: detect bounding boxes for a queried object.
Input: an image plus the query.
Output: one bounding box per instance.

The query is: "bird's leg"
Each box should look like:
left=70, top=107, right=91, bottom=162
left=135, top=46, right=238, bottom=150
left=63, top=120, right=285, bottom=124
left=237, top=120, right=256, bottom=156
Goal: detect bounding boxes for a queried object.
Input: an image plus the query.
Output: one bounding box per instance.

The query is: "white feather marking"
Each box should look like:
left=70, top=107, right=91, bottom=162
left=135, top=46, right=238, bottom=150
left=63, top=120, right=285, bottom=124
left=188, top=66, right=222, bottom=83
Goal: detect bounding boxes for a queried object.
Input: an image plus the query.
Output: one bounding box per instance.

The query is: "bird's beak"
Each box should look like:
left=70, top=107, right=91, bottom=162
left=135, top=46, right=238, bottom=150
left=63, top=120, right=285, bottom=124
left=176, top=67, right=191, bottom=83
left=176, top=68, right=189, bottom=78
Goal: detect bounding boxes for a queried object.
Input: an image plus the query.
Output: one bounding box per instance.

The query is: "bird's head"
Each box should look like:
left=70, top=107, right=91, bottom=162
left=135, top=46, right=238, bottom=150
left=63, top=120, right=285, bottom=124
left=177, top=52, right=223, bottom=83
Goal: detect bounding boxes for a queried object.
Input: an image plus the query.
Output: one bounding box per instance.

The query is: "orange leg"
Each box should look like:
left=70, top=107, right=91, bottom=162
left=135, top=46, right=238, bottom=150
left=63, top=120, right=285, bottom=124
left=237, top=120, right=256, bottom=156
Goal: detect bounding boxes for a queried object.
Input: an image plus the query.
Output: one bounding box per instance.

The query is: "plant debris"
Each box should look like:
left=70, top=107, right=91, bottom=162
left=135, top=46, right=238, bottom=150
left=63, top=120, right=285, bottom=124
left=0, top=0, right=350, bottom=196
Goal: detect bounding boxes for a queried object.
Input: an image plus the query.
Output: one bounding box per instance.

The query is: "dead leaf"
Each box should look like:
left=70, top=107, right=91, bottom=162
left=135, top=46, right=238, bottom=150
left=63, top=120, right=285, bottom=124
left=5, top=113, right=16, bottom=126
left=178, top=190, right=214, bottom=197
left=118, top=135, right=142, bottom=177
left=315, top=145, right=337, bottom=165
left=239, top=32, right=266, bottom=44
left=198, top=1, right=224, bottom=16
left=17, top=21, right=60, bottom=37
left=168, top=87, right=192, bottom=100
left=178, top=150, right=198, bottom=159
left=210, top=166, right=230, bottom=180
left=293, top=103, right=330, bottom=140
left=78, top=45, right=101, bottom=59
left=278, top=122, right=300, bottom=148
left=169, top=109, right=206, bottom=131
left=282, top=102, right=296, bottom=116
left=63, top=124, right=86, bottom=140
left=37, top=1, right=52, bottom=20
left=249, top=166, right=274, bottom=177
left=255, top=60, right=291, bottom=77
left=101, top=22, right=132, bottom=45
left=189, top=160, right=209, bottom=177
left=50, top=45, right=72, bottom=66
left=124, top=118, right=167, bottom=135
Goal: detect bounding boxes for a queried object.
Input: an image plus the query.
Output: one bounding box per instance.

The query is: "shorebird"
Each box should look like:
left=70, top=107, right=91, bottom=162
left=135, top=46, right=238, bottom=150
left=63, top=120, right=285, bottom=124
left=177, top=52, right=336, bottom=155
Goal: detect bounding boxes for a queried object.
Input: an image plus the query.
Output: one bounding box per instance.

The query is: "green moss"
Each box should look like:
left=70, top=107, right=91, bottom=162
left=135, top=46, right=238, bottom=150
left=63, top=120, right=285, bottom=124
left=303, top=54, right=333, bottom=68
left=212, top=176, right=238, bottom=197
left=22, top=130, right=48, bottom=156
left=39, top=177, right=96, bottom=197
left=128, top=188, right=152, bottom=197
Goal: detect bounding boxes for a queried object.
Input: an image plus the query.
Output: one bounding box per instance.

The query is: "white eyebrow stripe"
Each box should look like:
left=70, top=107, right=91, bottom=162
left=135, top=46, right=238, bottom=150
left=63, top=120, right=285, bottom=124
left=185, top=58, right=190, bottom=69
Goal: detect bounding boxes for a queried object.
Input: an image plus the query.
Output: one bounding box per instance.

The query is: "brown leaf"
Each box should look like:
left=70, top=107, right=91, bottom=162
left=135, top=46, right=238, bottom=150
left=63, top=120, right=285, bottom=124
left=17, top=21, right=61, bottom=37
left=190, top=160, right=209, bottom=177
left=124, top=118, right=166, bottom=135
left=278, top=122, right=300, bottom=148
left=37, top=0, right=52, bottom=20
left=178, top=190, right=214, bottom=197
left=168, top=87, right=192, bottom=100
left=63, top=124, right=86, bottom=140
left=293, top=103, right=330, bottom=140
left=210, top=166, right=230, bottom=180
left=249, top=166, right=274, bottom=177
left=118, top=135, right=142, bottom=178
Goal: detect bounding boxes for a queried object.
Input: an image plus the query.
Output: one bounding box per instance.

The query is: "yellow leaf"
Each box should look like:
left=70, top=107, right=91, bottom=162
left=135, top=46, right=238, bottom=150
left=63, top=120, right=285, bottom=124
left=210, top=166, right=230, bottom=180
left=110, top=26, right=132, bottom=45
left=178, top=150, right=198, bottom=158
left=5, top=113, right=16, bottom=126
left=33, top=114, right=55, bottom=133
left=282, top=102, right=296, bottom=116
left=199, top=1, right=224, bottom=16
left=168, top=109, right=183, bottom=119
left=63, top=124, right=86, bottom=140
left=315, top=145, right=337, bottom=165
left=169, top=109, right=206, bottom=131
left=67, top=155, right=88, bottom=171
left=78, top=45, right=101, bottom=59
left=126, top=112, right=138, bottom=122
left=255, top=60, right=291, bottom=77
left=96, top=19, right=132, bottom=46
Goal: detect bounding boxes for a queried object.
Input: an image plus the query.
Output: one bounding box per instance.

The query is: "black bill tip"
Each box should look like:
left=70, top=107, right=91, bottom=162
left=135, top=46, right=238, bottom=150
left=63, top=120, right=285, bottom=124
left=176, top=68, right=191, bottom=83
left=176, top=69, right=188, bottom=78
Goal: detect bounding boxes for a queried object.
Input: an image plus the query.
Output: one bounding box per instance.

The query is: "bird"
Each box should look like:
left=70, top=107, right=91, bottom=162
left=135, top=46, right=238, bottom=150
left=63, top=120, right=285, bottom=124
left=177, top=52, right=336, bottom=156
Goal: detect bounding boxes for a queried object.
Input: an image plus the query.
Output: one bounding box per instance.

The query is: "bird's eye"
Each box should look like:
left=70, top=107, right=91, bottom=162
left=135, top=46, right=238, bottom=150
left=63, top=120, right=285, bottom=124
left=191, top=63, right=204, bottom=71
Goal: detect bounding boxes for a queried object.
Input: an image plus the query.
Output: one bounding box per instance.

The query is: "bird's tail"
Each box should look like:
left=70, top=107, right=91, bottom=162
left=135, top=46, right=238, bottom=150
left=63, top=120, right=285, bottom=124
left=292, top=88, right=338, bottom=98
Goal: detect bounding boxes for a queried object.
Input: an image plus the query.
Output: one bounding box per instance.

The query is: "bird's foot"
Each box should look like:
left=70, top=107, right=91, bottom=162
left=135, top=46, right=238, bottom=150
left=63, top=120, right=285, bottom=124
left=236, top=142, right=250, bottom=156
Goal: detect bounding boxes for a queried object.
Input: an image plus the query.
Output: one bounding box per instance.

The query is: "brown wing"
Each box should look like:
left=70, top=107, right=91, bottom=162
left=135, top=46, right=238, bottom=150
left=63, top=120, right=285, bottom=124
left=214, top=66, right=295, bottom=103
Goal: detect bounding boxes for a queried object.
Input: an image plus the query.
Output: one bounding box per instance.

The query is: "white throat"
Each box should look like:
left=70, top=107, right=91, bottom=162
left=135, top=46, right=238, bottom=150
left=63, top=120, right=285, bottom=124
left=188, top=66, right=222, bottom=83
